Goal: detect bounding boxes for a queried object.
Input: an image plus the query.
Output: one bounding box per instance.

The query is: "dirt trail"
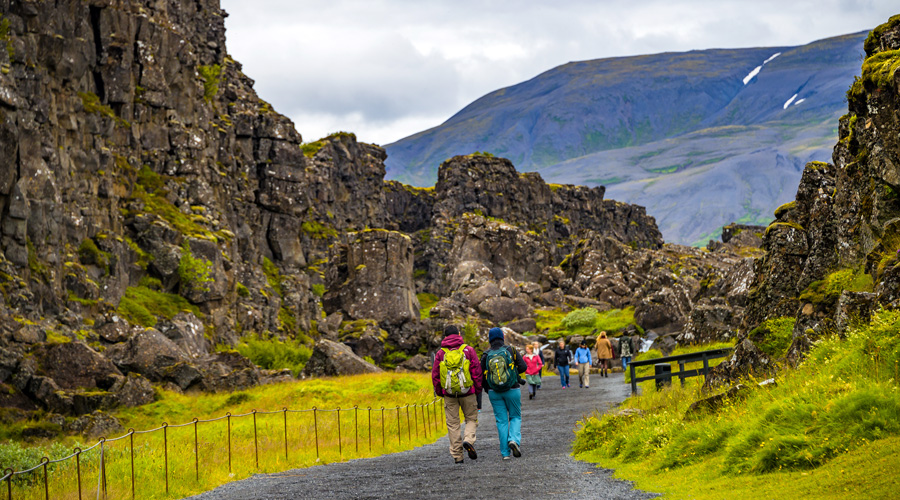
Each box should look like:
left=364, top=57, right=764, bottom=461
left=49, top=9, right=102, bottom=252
left=187, top=374, right=658, bottom=499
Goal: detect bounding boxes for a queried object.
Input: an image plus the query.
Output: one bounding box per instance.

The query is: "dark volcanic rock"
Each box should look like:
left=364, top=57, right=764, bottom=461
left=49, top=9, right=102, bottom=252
left=32, top=342, right=122, bottom=391
left=704, top=339, right=773, bottom=389
left=325, top=230, right=419, bottom=326
left=105, top=329, right=190, bottom=381
left=303, top=339, right=383, bottom=377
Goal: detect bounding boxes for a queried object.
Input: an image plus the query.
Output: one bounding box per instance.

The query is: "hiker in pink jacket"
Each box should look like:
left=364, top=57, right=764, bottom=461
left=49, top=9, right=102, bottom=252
left=523, top=344, right=543, bottom=400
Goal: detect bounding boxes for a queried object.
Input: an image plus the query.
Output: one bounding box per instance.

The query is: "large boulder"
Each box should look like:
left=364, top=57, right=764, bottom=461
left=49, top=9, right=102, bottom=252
left=467, top=281, right=501, bottom=307
left=31, top=342, right=122, bottom=391
left=506, top=317, right=537, bottom=334
left=303, top=339, right=383, bottom=377
left=156, top=313, right=209, bottom=360
left=324, top=230, right=419, bottom=326
left=477, top=297, right=532, bottom=324
left=397, top=354, right=431, bottom=372
left=105, top=328, right=191, bottom=381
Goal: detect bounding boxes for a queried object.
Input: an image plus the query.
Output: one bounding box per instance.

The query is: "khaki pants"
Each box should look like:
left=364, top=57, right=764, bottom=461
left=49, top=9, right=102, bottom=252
left=444, top=394, right=478, bottom=460
left=578, top=362, right=591, bottom=387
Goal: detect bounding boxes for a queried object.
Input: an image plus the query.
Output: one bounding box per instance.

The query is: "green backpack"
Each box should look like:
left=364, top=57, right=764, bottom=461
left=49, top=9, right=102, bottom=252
left=484, top=346, right=518, bottom=392
left=439, top=344, right=474, bottom=395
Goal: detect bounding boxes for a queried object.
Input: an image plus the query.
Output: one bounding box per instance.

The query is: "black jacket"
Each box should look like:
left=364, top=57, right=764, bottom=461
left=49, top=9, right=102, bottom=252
left=554, top=347, right=573, bottom=367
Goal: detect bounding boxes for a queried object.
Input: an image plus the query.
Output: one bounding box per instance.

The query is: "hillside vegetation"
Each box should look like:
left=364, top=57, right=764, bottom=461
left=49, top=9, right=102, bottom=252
left=573, top=309, right=900, bottom=498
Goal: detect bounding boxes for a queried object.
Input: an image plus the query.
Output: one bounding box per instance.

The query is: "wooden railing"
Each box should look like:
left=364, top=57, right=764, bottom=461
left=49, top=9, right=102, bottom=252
left=628, top=348, right=732, bottom=394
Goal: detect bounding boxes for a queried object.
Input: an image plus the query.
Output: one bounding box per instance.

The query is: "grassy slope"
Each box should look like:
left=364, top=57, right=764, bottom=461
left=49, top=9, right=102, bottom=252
left=1, top=373, right=442, bottom=500
left=572, top=309, right=900, bottom=499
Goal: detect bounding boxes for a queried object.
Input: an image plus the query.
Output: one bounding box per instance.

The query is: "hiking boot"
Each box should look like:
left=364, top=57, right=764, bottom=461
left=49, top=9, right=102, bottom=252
left=509, top=441, right=522, bottom=458
left=455, top=459, right=464, bottom=464
left=502, top=456, right=512, bottom=460
left=463, top=441, right=477, bottom=460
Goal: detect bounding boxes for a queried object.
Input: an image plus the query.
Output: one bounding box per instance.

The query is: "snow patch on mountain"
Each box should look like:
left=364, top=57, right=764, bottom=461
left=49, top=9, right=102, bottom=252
left=743, top=52, right=782, bottom=85
left=783, top=94, right=799, bottom=109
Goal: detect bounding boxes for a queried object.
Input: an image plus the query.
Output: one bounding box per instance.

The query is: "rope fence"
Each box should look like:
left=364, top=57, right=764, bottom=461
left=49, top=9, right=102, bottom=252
left=0, top=398, right=445, bottom=500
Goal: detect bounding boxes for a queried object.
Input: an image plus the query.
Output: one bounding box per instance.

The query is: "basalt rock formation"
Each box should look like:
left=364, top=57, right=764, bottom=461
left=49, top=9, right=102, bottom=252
left=707, top=15, right=900, bottom=386
left=0, top=0, right=666, bottom=418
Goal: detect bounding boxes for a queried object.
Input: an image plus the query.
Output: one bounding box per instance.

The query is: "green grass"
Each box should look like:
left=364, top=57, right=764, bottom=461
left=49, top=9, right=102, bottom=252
left=543, top=307, right=638, bottom=339
left=574, top=308, right=900, bottom=499
left=417, top=293, right=438, bottom=319
left=234, top=335, right=313, bottom=376
left=2, top=373, right=444, bottom=499
left=116, top=286, right=203, bottom=328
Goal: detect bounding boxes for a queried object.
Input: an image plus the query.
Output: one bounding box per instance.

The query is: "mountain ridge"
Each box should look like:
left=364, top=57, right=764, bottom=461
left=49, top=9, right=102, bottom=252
left=385, top=31, right=867, bottom=244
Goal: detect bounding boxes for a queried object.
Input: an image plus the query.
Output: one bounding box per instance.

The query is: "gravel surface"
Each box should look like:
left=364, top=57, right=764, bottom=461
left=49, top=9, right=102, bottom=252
left=187, top=374, right=658, bottom=500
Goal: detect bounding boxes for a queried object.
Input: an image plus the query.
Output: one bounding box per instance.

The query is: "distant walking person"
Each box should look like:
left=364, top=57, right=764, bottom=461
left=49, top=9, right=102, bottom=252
left=532, top=342, right=544, bottom=391
left=619, top=333, right=634, bottom=371
left=597, top=331, right=613, bottom=378
left=432, top=325, right=483, bottom=464
left=481, top=327, right=527, bottom=460
left=575, top=341, right=592, bottom=388
left=523, top=344, right=543, bottom=400
left=554, top=339, right=573, bottom=388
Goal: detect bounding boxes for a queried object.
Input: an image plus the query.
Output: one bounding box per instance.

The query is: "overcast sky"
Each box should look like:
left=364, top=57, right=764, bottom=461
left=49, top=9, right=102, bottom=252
left=219, top=0, right=897, bottom=145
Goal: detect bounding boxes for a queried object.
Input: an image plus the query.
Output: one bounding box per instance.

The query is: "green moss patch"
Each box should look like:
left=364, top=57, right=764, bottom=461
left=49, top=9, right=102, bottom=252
left=749, top=317, right=796, bottom=358
left=78, top=92, right=129, bottom=128
left=198, top=64, right=222, bottom=101
left=116, top=286, right=203, bottom=328
left=177, top=241, right=214, bottom=294
left=417, top=293, right=438, bottom=319
left=799, top=268, right=874, bottom=304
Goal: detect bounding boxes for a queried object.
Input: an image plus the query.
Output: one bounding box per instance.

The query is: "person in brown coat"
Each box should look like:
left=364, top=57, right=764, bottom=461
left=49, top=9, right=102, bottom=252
left=596, top=331, right=614, bottom=378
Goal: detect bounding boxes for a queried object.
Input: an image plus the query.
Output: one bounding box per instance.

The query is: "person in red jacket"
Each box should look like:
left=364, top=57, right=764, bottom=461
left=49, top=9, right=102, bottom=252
left=431, top=325, right=483, bottom=463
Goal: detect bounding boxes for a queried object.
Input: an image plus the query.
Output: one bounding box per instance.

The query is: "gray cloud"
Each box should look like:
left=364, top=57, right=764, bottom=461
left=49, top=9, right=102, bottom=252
left=220, top=0, right=898, bottom=144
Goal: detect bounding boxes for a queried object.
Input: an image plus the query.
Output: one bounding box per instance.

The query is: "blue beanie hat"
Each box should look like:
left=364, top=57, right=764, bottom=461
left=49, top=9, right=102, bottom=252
left=488, top=327, right=504, bottom=342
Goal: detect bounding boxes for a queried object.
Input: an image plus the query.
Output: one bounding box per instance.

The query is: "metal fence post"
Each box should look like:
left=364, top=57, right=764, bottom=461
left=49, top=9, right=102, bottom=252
left=406, top=406, right=411, bottom=443
left=40, top=457, right=49, bottom=500
left=283, top=408, right=289, bottom=462
left=100, top=437, right=108, bottom=499
left=380, top=407, right=385, bottom=448
left=252, top=410, right=260, bottom=469
left=226, top=413, right=232, bottom=473
left=337, top=408, right=342, bottom=458
left=313, top=407, right=320, bottom=460
left=74, top=448, right=83, bottom=500
left=128, top=430, right=135, bottom=500
left=354, top=406, right=359, bottom=454
left=162, top=424, right=169, bottom=495
left=4, top=468, right=12, bottom=500
left=367, top=407, right=372, bottom=452
left=396, top=407, right=401, bottom=445
left=193, top=418, right=200, bottom=482
left=413, top=405, right=419, bottom=439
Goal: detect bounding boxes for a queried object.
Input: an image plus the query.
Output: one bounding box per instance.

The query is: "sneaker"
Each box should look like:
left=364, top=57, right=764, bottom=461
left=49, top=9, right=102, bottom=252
left=509, top=441, right=522, bottom=458
left=502, top=456, right=512, bottom=460
left=455, top=459, right=464, bottom=464
left=463, top=441, right=477, bottom=460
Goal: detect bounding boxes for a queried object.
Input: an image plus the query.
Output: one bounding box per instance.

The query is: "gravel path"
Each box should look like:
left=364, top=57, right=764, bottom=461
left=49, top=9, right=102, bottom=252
left=187, top=374, right=658, bottom=500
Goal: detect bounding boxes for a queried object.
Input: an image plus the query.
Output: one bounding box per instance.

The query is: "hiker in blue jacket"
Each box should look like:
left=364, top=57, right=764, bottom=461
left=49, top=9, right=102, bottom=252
left=480, top=327, right=527, bottom=460
left=575, top=341, right=592, bottom=388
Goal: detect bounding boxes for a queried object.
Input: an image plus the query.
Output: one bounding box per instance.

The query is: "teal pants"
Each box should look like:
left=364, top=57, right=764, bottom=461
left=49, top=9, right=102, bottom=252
left=487, top=388, right=522, bottom=457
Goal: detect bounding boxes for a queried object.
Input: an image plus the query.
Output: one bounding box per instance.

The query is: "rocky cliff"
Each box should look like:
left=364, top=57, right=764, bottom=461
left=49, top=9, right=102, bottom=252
left=0, top=0, right=665, bottom=416
left=708, top=14, right=900, bottom=382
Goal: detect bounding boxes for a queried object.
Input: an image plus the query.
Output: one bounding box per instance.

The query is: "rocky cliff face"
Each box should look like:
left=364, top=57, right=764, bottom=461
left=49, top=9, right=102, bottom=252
left=0, top=0, right=666, bottom=415
left=709, top=15, right=900, bottom=381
